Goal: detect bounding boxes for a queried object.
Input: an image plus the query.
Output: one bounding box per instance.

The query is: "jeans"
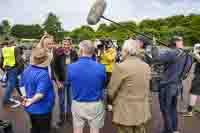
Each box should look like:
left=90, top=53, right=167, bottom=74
left=29, top=112, right=52, bottom=133
left=159, top=83, right=182, bottom=133
left=3, top=68, right=19, bottom=104
left=58, top=86, right=72, bottom=113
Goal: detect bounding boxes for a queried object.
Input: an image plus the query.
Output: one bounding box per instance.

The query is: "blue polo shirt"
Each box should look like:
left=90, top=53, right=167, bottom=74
left=20, top=65, right=55, bottom=114
left=67, top=57, right=106, bottom=102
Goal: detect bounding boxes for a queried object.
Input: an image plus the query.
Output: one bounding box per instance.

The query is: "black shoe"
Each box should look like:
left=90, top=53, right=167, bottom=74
left=56, top=112, right=68, bottom=127
left=66, top=113, right=73, bottom=125
left=161, top=130, right=172, bottom=133
left=51, top=126, right=60, bottom=133
left=56, top=120, right=66, bottom=127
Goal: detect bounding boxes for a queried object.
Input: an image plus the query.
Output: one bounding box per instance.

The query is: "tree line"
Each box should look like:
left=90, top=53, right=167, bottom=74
left=0, top=12, right=200, bottom=46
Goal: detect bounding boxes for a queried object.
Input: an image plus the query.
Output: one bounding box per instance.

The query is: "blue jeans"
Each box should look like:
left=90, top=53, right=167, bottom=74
left=159, top=83, right=182, bottom=133
left=3, top=68, right=18, bottom=104
left=58, top=86, right=72, bottom=113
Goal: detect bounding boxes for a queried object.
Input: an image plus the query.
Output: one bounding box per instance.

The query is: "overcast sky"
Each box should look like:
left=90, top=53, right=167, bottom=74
left=0, top=0, right=199, bottom=31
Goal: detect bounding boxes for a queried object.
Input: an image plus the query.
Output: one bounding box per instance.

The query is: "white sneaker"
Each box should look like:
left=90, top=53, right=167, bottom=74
left=174, top=131, right=180, bottom=133
left=183, top=111, right=193, bottom=117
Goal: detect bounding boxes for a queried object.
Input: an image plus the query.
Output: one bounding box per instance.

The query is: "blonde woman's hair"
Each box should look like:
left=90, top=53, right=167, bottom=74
left=37, top=35, right=54, bottom=48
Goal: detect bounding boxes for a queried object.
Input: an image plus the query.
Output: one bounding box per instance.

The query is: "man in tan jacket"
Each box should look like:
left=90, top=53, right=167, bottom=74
left=108, top=39, right=151, bottom=133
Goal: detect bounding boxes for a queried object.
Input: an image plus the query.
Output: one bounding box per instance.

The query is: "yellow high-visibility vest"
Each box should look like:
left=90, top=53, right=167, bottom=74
left=2, top=47, right=16, bottom=68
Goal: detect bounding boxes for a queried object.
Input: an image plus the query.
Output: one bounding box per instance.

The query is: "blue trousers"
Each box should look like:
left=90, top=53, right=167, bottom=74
left=3, top=68, right=18, bottom=103
left=58, top=86, right=72, bottom=113
left=159, top=83, right=181, bottom=133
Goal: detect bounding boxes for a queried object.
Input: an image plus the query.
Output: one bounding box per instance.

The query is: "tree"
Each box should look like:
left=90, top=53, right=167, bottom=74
left=56, top=31, right=65, bottom=42
left=97, top=23, right=111, bottom=32
left=0, top=25, right=3, bottom=35
left=0, top=20, right=11, bottom=37
left=43, top=12, right=63, bottom=38
left=4, top=13, right=200, bottom=46
left=95, top=31, right=110, bottom=39
left=11, top=24, right=43, bottom=39
left=70, top=26, right=95, bottom=44
left=139, top=19, right=159, bottom=30
left=165, top=15, right=188, bottom=28
left=119, top=21, right=137, bottom=30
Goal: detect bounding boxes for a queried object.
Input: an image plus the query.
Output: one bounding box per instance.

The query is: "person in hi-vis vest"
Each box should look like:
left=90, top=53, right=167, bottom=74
left=0, top=40, right=24, bottom=108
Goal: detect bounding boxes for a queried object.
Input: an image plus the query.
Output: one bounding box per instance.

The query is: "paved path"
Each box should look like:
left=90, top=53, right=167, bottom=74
left=0, top=75, right=200, bottom=133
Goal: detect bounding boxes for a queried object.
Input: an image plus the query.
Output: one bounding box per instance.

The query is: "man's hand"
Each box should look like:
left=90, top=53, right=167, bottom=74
left=22, top=98, right=33, bottom=107
left=56, top=81, right=64, bottom=89
left=22, top=93, right=44, bottom=107
left=97, top=50, right=102, bottom=57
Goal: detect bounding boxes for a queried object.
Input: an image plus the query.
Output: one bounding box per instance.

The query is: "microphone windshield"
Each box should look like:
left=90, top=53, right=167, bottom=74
left=87, top=0, right=107, bottom=25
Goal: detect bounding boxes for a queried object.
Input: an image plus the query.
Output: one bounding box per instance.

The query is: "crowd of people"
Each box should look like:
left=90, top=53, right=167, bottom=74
left=0, top=34, right=199, bottom=133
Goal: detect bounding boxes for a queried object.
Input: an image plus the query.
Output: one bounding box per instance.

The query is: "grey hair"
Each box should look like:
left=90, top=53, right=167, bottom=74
left=194, top=43, right=200, bottom=51
left=122, top=39, right=138, bottom=56
left=79, top=40, right=95, bottom=55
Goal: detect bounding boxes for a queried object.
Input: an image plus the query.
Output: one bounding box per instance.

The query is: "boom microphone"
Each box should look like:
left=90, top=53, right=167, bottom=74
left=87, top=0, right=107, bottom=25
left=86, top=0, right=168, bottom=47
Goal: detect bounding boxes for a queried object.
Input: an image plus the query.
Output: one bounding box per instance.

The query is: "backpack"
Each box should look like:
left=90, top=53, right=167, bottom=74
left=149, top=49, right=193, bottom=92
left=167, top=49, right=193, bottom=80
left=180, top=51, right=193, bottom=80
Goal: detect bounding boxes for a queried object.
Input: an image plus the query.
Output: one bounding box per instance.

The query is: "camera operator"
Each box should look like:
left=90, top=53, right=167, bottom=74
left=135, top=35, right=193, bottom=133
left=149, top=36, right=192, bottom=133
left=97, top=39, right=116, bottom=86
left=96, top=39, right=116, bottom=111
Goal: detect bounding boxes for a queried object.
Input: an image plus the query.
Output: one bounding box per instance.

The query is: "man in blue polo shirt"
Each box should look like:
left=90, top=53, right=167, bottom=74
left=67, top=40, right=106, bottom=133
left=20, top=48, right=55, bottom=133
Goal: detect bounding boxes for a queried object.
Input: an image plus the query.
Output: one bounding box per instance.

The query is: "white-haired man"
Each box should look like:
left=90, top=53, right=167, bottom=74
left=66, top=40, right=106, bottom=133
left=108, top=40, right=151, bottom=133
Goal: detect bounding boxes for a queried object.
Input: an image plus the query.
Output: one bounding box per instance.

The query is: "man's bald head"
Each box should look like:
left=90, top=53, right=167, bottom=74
left=79, top=40, right=95, bottom=57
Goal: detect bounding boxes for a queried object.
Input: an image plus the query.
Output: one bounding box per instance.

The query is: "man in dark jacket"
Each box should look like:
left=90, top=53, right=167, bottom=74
left=0, top=39, right=24, bottom=108
left=53, top=37, right=78, bottom=127
left=151, top=36, right=186, bottom=133
left=136, top=35, right=189, bottom=133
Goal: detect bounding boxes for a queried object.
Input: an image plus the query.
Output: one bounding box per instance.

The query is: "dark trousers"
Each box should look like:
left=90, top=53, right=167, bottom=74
left=105, top=72, right=112, bottom=104
left=159, top=84, right=180, bottom=133
left=105, top=72, right=112, bottom=87
left=29, top=112, right=52, bottom=133
left=58, top=86, right=72, bottom=113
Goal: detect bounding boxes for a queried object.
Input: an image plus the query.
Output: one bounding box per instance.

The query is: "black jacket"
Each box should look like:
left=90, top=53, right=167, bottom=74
left=51, top=48, right=78, bottom=82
